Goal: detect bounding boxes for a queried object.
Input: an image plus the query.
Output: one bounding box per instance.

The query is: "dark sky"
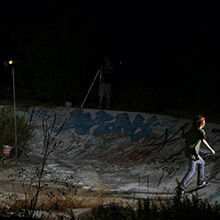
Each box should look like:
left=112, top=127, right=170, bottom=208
left=0, top=2, right=219, bottom=66
left=0, top=1, right=219, bottom=108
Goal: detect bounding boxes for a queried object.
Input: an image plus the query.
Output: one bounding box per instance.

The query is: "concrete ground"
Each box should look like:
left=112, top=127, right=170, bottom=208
left=0, top=106, right=220, bottom=206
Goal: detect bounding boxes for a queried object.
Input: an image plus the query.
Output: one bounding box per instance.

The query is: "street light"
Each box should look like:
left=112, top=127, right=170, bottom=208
left=1, top=60, right=31, bottom=161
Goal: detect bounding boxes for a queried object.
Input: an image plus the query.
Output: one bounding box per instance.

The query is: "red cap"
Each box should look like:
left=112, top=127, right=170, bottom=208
left=197, top=117, right=205, bottom=122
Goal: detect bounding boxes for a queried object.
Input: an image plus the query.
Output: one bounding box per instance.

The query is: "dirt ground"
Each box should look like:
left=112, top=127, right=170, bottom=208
left=0, top=159, right=24, bottom=195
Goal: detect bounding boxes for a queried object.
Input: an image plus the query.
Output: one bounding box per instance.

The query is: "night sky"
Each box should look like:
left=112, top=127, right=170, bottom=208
left=0, top=1, right=219, bottom=112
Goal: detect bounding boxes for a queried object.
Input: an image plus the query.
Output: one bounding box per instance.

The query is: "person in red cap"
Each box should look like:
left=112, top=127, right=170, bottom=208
left=178, top=115, right=215, bottom=194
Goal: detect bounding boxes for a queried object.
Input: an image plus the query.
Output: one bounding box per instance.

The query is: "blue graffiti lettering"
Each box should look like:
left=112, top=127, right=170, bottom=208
left=131, top=115, right=159, bottom=142
left=36, top=109, right=159, bottom=141
left=93, top=113, right=159, bottom=141
left=56, top=109, right=95, bottom=135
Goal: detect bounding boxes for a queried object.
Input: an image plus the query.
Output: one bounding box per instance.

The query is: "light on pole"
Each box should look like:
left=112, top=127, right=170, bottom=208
left=1, top=60, right=31, bottom=161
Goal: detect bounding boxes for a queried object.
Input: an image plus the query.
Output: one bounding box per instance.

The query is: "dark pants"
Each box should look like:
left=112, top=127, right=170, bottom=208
left=180, top=155, right=205, bottom=189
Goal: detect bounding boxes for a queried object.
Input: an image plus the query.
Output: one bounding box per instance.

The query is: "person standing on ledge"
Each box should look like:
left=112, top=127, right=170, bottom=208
left=98, top=56, right=114, bottom=109
left=178, top=115, right=215, bottom=194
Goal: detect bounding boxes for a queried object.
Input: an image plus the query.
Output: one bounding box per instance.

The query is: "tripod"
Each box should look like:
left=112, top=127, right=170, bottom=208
left=81, top=68, right=102, bottom=108
left=1, top=67, right=31, bottom=162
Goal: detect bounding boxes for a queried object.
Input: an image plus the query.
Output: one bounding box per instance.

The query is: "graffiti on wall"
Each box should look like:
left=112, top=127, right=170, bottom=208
left=26, top=107, right=220, bottom=152
left=26, top=108, right=160, bottom=142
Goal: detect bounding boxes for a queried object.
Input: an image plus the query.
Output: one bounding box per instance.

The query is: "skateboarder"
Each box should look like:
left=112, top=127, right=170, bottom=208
left=178, top=115, right=215, bottom=194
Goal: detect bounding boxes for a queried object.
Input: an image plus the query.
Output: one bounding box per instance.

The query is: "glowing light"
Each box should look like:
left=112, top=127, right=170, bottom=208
left=8, top=60, right=13, bottom=65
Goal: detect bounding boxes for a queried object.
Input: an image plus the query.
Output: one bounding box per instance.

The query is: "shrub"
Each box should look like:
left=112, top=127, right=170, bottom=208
left=0, top=106, right=32, bottom=157
left=98, top=192, right=220, bottom=220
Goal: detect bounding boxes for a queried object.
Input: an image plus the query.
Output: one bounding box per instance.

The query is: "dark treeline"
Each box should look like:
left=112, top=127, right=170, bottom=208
left=0, top=3, right=105, bottom=105
left=0, top=2, right=220, bottom=114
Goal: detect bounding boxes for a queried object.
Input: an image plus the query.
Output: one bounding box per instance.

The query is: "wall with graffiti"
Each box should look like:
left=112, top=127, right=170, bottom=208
left=25, top=107, right=220, bottom=203
left=27, top=107, right=161, bottom=141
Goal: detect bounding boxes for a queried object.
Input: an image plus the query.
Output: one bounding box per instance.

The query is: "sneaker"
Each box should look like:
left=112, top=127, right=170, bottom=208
left=180, top=188, right=185, bottom=195
left=176, top=186, right=185, bottom=195
left=197, top=181, right=210, bottom=188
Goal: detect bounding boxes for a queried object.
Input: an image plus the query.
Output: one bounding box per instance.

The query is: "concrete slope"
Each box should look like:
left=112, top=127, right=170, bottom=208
left=4, top=107, right=220, bottom=203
